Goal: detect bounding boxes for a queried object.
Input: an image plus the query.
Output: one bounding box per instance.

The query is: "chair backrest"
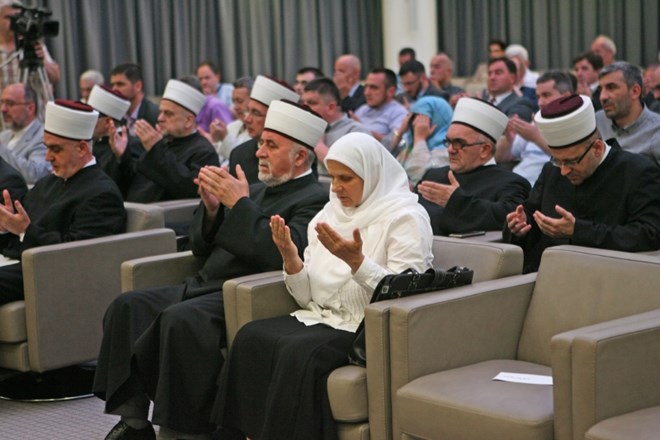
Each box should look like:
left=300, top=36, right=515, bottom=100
left=432, top=236, right=524, bottom=282
left=518, top=245, right=660, bottom=366
left=150, top=198, right=200, bottom=224
left=124, top=202, right=165, bottom=232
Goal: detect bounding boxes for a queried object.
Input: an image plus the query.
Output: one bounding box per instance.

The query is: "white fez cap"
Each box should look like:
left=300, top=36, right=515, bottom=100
left=250, top=75, right=299, bottom=107
left=451, top=97, right=509, bottom=142
left=535, top=95, right=596, bottom=148
left=87, top=85, right=130, bottom=121
left=264, top=100, right=327, bottom=150
left=45, top=100, right=99, bottom=141
left=162, top=79, right=206, bottom=115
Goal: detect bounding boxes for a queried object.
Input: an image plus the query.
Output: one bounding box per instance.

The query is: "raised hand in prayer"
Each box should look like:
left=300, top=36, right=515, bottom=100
left=417, top=171, right=460, bottom=207
left=195, top=164, right=249, bottom=210
left=134, top=119, right=163, bottom=151
left=315, top=221, right=365, bottom=273
left=270, top=215, right=303, bottom=275
left=107, top=119, right=128, bottom=159
left=0, top=190, right=30, bottom=235
left=533, top=204, right=575, bottom=238
left=506, top=204, right=531, bottom=237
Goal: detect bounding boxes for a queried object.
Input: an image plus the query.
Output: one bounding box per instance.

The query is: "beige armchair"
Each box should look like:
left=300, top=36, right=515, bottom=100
left=0, top=228, right=176, bottom=373
left=389, top=245, right=660, bottom=440
left=150, top=198, right=200, bottom=226
left=555, top=309, right=660, bottom=440
left=222, top=236, right=524, bottom=440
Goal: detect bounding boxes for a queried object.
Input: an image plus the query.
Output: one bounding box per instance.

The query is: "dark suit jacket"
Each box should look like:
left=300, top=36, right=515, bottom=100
left=0, top=156, right=27, bottom=201
left=497, top=93, right=535, bottom=122
left=137, top=98, right=160, bottom=128
left=340, top=84, right=366, bottom=114
left=229, top=137, right=260, bottom=185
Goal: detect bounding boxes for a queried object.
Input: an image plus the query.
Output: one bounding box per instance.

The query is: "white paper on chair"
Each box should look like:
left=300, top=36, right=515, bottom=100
left=493, top=372, right=553, bottom=385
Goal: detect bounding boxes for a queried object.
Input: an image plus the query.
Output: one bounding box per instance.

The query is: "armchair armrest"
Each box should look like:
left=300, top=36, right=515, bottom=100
left=121, top=251, right=204, bottom=292
left=389, top=273, right=536, bottom=389
left=21, top=228, right=176, bottom=372
left=553, top=309, right=660, bottom=440
left=223, top=272, right=296, bottom=347
left=150, top=198, right=201, bottom=224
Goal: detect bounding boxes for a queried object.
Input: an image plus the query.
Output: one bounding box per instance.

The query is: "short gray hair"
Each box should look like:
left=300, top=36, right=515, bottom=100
left=80, top=69, right=104, bottom=85
left=599, top=61, right=643, bottom=91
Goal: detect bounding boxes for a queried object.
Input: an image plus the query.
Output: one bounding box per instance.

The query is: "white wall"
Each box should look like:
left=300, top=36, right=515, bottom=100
left=381, top=0, right=438, bottom=73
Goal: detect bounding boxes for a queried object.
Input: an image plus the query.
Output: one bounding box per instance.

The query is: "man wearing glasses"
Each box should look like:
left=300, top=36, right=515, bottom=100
left=0, top=83, right=50, bottom=184
left=416, top=97, right=531, bottom=235
left=506, top=94, right=660, bottom=273
left=228, top=75, right=299, bottom=184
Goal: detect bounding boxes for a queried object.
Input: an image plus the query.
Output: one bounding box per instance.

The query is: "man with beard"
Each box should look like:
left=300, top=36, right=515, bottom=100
left=506, top=95, right=660, bottom=273
left=595, top=61, right=660, bottom=166
left=94, top=99, right=329, bottom=440
left=228, top=75, right=299, bottom=184
left=110, top=63, right=159, bottom=135
left=116, top=79, right=219, bottom=202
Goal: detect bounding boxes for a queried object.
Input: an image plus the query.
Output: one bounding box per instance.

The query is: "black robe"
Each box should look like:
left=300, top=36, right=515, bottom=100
left=417, top=164, right=531, bottom=236
left=0, top=156, right=27, bottom=201
left=124, top=132, right=219, bottom=203
left=92, top=134, right=144, bottom=195
left=508, top=148, right=660, bottom=273
left=93, top=173, right=328, bottom=434
left=228, top=137, right=260, bottom=185
left=0, top=165, right=126, bottom=304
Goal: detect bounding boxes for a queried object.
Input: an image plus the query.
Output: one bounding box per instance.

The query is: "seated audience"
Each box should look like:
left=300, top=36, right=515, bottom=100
left=353, top=68, right=407, bottom=148
left=228, top=75, right=299, bottom=184
left=333, top=54, right=365, bottom=113
left=595, top=61, right=660, bottom=166
left=0, top=100, right=126, bottom=306
left=196, top=60, right=234, bottom=109
left=394, top=96, right=453, bottom=184
left=396, top=59, right=447, bottom=106
left=496, top=70, right=575, bottom=185
left=213, top=132, right=434, bottom=439
left=302, top=77, right=369, bottom=175
left=110, top=63, right=160, bottom=135
left=482, top=57, right=535, bottom=122
left=113, top=79, right=219, bottom=203
left=646, top=63, right=660, bottom=113
left=181, top=75, right=233, bottom=133
left=573, top=51, right=604, bottom=110
left=293, top=66, right=324, bottom=96
left=417, top=97, right=530, bottom=236
left=93, top=99, right=329, bottom=440
left=591, top=35, right=616, bottom=66
left=204, top=76, right=254, bottom=165
left=506, top=95, right=660, bottom=273
left=429, top=53, right=464, bottom=99
left=471, top=38, right=507, bottom=84
left=79, top=69, right=104, bottom=103
left=0, top=83, right=50, bottom=184
left=86, top=84, right=144, bottom=189
left=505, top=44, right=539, bottom=89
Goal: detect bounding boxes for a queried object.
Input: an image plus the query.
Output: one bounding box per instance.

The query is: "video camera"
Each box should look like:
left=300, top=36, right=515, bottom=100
left=9, top=3, right=59, bottom=69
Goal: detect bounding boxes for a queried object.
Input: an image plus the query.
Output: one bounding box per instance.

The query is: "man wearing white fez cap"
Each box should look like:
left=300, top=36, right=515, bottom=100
left=416, top=97, right=531, bottom=235
left=87, top=84, right=145, bottom=185
left=0, top=100, right=126, bottom=306
left=506, top=94, right=660, bottom=272
left=228, top=75, right=299, bottom=184
left=95, top=100, right=329, bottom=439
left=117, top=78, right=219, bottom=203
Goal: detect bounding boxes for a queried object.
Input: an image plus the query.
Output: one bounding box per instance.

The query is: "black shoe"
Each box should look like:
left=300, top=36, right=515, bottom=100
left=105, top=421, right=156, bottom=440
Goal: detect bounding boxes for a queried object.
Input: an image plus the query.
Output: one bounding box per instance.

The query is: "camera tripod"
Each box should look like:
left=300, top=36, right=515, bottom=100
left=0, top=47, right=54, bottom=116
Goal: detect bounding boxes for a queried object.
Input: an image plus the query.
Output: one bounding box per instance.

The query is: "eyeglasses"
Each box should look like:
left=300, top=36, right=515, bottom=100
left=0, top=100, right=26, bottom=107
left=550, top=140, right=596, bottom=168
left=442, top=138, right=487, bottom=150
left=243, top=108, right=266, bottom=119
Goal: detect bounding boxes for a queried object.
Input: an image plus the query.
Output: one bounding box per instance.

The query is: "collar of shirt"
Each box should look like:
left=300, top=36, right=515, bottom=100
left=490, top=91, right=513, bottom=105
left=8, top=119, right=36, bottom=149
left=348, top=82, right=360, bottom=98
left=609, top=106, right=648, bottom=134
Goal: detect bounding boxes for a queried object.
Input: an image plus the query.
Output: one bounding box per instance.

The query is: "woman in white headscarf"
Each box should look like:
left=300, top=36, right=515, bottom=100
left=213, top=132, right=433, bottom=440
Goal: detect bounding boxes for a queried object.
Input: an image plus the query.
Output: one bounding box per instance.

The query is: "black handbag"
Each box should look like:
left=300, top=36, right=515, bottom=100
left=348, top=266, right=474, bottom=367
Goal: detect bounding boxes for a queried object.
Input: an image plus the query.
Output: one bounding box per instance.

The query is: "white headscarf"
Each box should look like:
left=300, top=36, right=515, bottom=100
left=322, top=132, right=423, bottom=235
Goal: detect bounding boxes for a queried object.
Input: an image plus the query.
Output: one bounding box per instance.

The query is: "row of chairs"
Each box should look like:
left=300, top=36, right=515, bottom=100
left=1, top=202, right=658, bottom=439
